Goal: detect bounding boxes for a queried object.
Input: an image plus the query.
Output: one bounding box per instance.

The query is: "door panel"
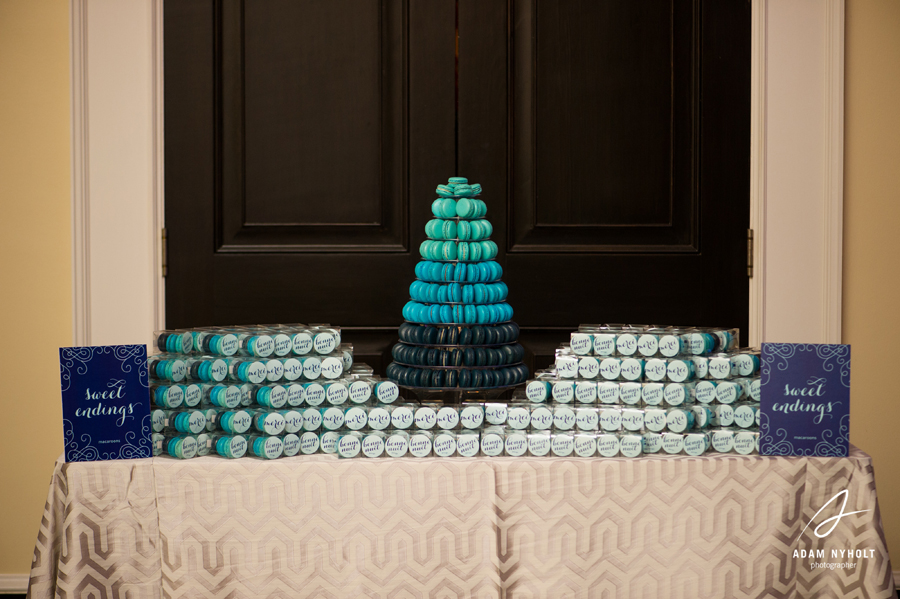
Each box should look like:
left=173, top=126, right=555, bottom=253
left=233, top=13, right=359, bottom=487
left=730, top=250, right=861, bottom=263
left=166, top=0, right=750, bottom=375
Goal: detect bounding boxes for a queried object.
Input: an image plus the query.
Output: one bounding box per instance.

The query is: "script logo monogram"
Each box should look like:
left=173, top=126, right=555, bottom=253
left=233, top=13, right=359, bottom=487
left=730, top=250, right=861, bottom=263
left=800, top=489, right=870, bottom=539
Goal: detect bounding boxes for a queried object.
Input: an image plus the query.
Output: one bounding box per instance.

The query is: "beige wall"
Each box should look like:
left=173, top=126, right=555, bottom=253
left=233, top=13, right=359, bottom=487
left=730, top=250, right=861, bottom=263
left=845, top=0, right=900, bottom=563
left=0, top=0, right=898, bottom=580
left=0, top=0, right=71, bottom=575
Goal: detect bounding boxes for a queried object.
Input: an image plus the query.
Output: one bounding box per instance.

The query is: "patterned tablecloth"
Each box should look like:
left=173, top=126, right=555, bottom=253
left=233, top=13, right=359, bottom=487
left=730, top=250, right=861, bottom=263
left=28, top=447, right=895, bottom=599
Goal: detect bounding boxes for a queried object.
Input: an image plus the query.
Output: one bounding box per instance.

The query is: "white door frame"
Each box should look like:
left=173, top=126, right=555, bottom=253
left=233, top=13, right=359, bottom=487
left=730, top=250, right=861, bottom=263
left=71, top=0, right=843, bottom=346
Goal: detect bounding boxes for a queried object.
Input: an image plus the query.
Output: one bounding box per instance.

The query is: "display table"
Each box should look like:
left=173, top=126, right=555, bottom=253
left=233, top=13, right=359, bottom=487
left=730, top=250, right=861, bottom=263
left=28, top=447, right=894, bottom=599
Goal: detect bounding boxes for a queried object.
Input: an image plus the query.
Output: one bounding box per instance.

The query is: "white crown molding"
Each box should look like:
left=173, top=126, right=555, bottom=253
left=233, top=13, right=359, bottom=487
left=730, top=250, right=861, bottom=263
left=749, top=0, right=844, bottom=346
left=749, top=0, right=768, bottom=347
left=0, top=573, right=29, bottom=594
left=71, top=0, right=91, bottom=346
left=823, top=0, right=844, bottom=344
left=70, top=0, right=165, bottom=346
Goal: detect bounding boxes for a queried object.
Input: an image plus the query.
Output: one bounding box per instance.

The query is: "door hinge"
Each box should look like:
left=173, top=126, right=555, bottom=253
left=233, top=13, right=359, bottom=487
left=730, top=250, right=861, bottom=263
left=747, top=228, right=754, bottom=278
left=161, top=228, right=168, bottom=278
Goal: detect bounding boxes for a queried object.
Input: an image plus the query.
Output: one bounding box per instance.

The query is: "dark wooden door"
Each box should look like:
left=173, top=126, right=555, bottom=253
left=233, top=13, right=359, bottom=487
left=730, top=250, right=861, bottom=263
left=165, top=0, right=750, bottom=374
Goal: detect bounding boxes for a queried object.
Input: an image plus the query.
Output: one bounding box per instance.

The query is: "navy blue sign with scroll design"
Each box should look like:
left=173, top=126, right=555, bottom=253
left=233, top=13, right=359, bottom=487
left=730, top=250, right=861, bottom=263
left=60, top=345, right=151, bottom=462
left=759, top=343, right=850, bottom=457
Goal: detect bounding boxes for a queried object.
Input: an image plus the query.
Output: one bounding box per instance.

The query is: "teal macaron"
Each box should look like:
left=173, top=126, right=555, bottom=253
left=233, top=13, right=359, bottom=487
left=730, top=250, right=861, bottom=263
left=457, top=220, right=471, bottom=240
left=440, top=198, right=457, bottom=218
left=464, top=305, right=477, bottom=324
left=431, top=199, right=444, bottom=217
left=442, top=220, right=457, bottom=239
left=442, top=241, right=457, bottom=260
left=457, top=241, right=469, bottom=261
left=470, top=242, right=482, bottom=261
left=456, top=198, right=474, bottom=218
left=449, top=177, right=467, bottom=185
left=436, top=185, right=455, bottom=197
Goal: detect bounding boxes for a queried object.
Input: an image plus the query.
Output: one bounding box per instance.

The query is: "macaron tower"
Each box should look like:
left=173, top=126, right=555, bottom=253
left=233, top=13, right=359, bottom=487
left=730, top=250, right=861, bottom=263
left=386, top=177, right=529, bottom=391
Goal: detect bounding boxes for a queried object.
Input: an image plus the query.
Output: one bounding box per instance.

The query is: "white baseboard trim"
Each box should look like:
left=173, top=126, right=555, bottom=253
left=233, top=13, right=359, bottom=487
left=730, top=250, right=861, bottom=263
left=0, top=573, right=29, bottom=594
left=894, top=569, right=899, bottom=590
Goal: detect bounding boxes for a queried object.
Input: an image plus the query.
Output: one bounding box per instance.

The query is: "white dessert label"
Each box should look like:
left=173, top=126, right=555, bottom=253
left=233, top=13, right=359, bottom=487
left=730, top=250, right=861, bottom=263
left=456, top=434, right=480, bottom=457
left=314, top=332, right=337, bottom=354
left=570, top=333, right=592, bottom=355
left=620, top=358, right=643, bottom=381
left=526, top=381, right=549, bottom=402
left=664, top=383, right=687, bottom=406
left=391, top=406, right=414, bottom=429
left=338, top=435, right=361, bottom=458
left=621, top=409, right=644, bottom=431
left=433, top=434, right=456, bottom=457
left=528, top=434, right=551, bottom=456
left=553, top=407, right=576, bottom=430
left=179, top=436, right=199, bottom=459
left=187, top=411, right=206, bottom=434
left=734, top=405, right=757, bottom=428
left=196, top=433, right=211, bottom=456
left=184, top=384, right=201, bottom=407
left=244, top=362, right=267, bottom=384
left=567, top=382, right=593, bottom=405
left=415, top=407, right=438, bottom=429
left=344, top=407, right=368, bottom=430
left=319, top=431, right=338, bottom=454
left=375, top=381, right=399, bottom=404
left=644, top=359, right=667, bottom=381
left=361, top=434, right=385, bottom=457
left=593, top=334, right=616, bottom=356
left=551, top=434, right=574, bottom=456
left=484, top=404, right=507, bottom=426
left=282, top=434, right=301, bottom=457
left=367, top=407, right=391, bottom=430
left=320, top=357, right=343, bottom=380
left=292, top=333, right=313, bottom=355
left=436, top=406, right=460, bottom=430
left=716, top=382, right=740, bottom=404
left=266, top=386, right=286, bottom=408
left=667, top=360, right=692, bottom=383
left=642, top=383, right=664, bottom=406
left=230, top=411, right=251, bottom=434
left=170, top=360, right=187, bottom=382
left=210, top=359, right=228, bottom=382
left=281, top=358, right=303, bottom=381
left=320, top=407, right=343, bottom=430
left=300, top=431, right=320, bottom=454
left=460, top=406, right=484, bottom=429
left=599, top=358, right=621, bottom=380
left=714, top=404, right=735, bottom=427
left=530, top=407, right=553, bottom=430
left=349, top=381, right=372, bottom=404
left=574, top=435, right=597, bottom=457
left=642, top=433, right=663, bottom=453
left=506, top=407, right=530, bottom=430
left=163, top=385, right=184, bottom=408
left=551, top=381, right=574, bottom=403
left=285, top=383, right=304, bottom=407
left=619, top=382, right=641, bottom=405
left=711, top=430, right=734, bottom=453
left=272, top=334, right=292, bottom=357
left=658, top=335, right=681, bottom=358
left=599, top=408, right=622, bottom=431
left=265, top=359, right=284, bottom=382
left=750, top=379, right=761, bottom=402
left=597, top=434, right=619, bottom=457
left=637, top=334, right=659, bottom=357
left=229, top=436, right=248, bottom=458
left=261, top=412, right=287, bottom=435
left=218, top=334, right=238, bottom=356
left=481, top=434, right=504, bottom=456
left=302, top=357, right=321, bottom=380
left=620, top=435, right=643, bottom=457
left=708, top=357, right=731, bottom=380
left=616, top=334, right=638, bottom=356
left=662, top=433, right=684, bottom=454
left=304, top=383, right=325, bottom=406
left=695, top=381, right=717, bottom=404
left=282, top=410, right=304, bottom=433
left=643, top=409, right=667, bottom=432
left=578, top=357, right=600, bottom=379
left=731, top=354, right=757, bottom=376
left=734, top=432, right=756, bottom=455
left=505, top=433, right=528, bottom=457
left=684, top=434, right=707, bottom=456
left=253, top=336, right=276, bottom=358
left=598, top=381, right=620, bottom=404
left=326, top=382, right=349, bottom=405
left=556, top=356, right=578, bottom=378
left=666, top=410, right=690, bottom=433
left=576, top=408, right=599, bottom=431
left=302, top=408, right=323, bottom=431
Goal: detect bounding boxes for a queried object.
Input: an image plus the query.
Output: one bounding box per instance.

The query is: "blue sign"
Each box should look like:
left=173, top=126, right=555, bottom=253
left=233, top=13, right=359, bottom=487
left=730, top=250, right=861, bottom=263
left=59, top=345, right=152, bottom=462
left=759, top=343, right=850, bottom=457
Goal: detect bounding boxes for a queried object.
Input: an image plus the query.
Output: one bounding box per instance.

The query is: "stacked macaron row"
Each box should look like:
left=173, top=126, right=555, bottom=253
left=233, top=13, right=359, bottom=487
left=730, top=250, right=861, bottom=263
left=390, top=177, right=529, bottom=389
